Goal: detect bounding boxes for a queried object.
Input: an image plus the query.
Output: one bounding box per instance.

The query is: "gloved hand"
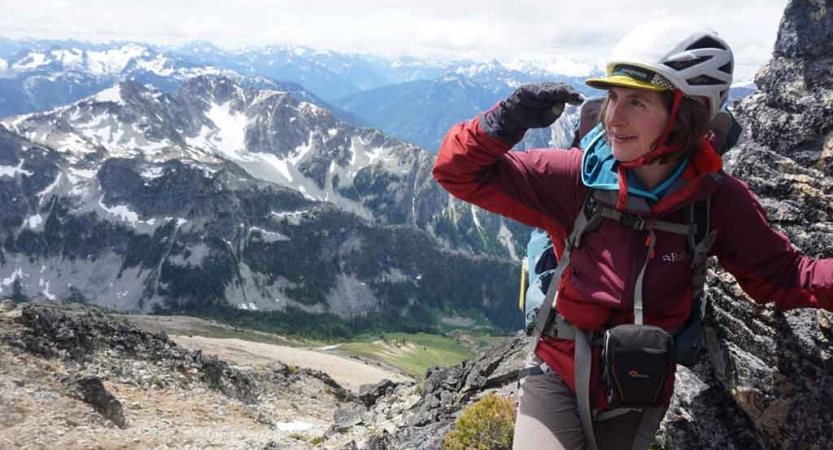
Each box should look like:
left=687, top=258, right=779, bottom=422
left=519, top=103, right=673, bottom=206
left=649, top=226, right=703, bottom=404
left=480, top=82, right=584, bottom=145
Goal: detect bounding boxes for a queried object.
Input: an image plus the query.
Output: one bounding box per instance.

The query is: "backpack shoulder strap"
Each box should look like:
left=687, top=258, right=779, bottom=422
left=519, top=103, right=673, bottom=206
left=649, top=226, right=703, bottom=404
left=526, top=190, right=599, bottom=353
left=686, top=197, right=714, bottom=317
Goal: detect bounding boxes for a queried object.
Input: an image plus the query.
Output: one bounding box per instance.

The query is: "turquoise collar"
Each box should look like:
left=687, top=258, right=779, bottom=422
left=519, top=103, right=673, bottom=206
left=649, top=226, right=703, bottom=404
left=580, top=124, right=689, bottom=202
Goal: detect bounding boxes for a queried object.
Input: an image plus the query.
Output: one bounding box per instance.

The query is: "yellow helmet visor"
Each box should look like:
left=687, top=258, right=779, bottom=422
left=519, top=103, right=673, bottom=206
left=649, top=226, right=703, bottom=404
left=586, top=64, right=670, bottom=92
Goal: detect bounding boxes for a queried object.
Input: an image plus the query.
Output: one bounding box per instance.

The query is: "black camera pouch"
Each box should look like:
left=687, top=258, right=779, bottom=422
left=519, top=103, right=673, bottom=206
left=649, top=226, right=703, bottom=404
left=602, top=324, right=675, bottom=408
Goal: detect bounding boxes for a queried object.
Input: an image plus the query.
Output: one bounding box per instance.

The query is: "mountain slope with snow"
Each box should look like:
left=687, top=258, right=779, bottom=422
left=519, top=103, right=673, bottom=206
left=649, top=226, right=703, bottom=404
left=0, top=78, right=526, bottom=330
left=0, top=42, right=366, bottom=128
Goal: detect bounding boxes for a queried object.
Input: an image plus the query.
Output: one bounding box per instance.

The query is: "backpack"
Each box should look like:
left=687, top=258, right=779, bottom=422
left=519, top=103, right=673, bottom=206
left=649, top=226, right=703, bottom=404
left=518, top=97, right=742, bottom=367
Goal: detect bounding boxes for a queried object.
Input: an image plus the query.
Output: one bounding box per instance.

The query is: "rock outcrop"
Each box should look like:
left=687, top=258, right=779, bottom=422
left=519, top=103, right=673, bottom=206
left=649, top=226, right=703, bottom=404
left=0, top=303, right=367, bottom=449
left=67, top=376, right=127, bottom=429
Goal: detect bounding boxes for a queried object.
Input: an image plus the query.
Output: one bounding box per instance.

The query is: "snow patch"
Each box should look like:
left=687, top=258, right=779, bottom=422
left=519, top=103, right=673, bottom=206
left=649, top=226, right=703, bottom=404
left=271, top=210, right=306, bottom=217
left=38, top=278, right=56, bottom=300
left=366, top=147, right=385, bottom=165
left=251, top=90, right=284, bottom=106
left=348, top=138, right=389, bottom=173
left=2, top=113, right=32, bottom=133
left=0, top=160, right=33, bottom=178
left=471, top=205, right=482, bottom=231
left=68, top=167, right=97, bottom=181
left=12, top=52, right=48, bottom=71
left=1, top=268, right=24, bottom=287
left=237, top=302, right=259, bottom=311
left=249, top=226, right=288, bottom=243
left=297, top=101, right=323, bottom=116
left=265, top=155, right=294, bottom=182
left=202, top=102, right=249, bottom=159
left=135, top=56, right=173, bottom=76
left=141, top=166, right=165, bottom=181
left=504, top=55, right=596, bottom=77
left=271, top=210, right=307, bottom=226
left=85, top=45, right=147, bottom=76
left=37, top=173, right=62, bottom=202
left=52, top=48, right=83, bottom=67
left=94, top=85, right=124, bottom=105
left=497, top=220, right=519, bottom=261
left=168, top=243, right=209, bottom=267
left=288, top=139, right=313, bottom=165
left=297, top=186, right=315, bottom=200
left=27, top=215, right=43, bottom=229
left=55, top=133, right=96, bottom=155
left=98, top=196, right=155, bottom=226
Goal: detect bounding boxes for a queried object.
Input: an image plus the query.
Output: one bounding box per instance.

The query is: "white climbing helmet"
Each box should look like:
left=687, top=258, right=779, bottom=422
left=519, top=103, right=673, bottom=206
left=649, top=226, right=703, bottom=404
left=586, top=20, right=734, bottom=118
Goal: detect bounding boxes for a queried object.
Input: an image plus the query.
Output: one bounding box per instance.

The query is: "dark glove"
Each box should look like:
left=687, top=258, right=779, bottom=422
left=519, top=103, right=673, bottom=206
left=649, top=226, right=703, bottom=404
left=480, top=83, right=584, bottom=145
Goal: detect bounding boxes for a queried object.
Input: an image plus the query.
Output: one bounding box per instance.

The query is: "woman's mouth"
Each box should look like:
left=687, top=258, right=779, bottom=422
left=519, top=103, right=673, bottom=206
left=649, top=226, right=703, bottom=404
left=611, top=133, right=636, bottom=144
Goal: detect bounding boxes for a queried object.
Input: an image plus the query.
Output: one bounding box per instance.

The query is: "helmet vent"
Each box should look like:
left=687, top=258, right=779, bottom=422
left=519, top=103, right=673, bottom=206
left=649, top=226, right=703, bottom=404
left=687, top=75, right=725, bottom=86
left=664, top=56, right=713, bottom=71
left=686, top=36, right=727, bottom=51
left=718, top=62, right=733, bottom=74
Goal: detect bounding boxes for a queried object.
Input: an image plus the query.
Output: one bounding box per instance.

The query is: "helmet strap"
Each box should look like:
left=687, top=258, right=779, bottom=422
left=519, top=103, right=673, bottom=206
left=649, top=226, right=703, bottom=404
left=616, top=164, right=629, bottom=210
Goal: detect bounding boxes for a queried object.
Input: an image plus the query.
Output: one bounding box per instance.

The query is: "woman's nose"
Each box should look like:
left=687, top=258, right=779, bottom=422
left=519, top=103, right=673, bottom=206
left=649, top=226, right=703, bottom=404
left=607, top=103, right=628, bottom=127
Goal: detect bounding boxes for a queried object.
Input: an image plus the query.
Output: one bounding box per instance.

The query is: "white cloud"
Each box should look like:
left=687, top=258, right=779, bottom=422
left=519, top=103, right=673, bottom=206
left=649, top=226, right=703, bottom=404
left=1, top=0, right=790, bottom=79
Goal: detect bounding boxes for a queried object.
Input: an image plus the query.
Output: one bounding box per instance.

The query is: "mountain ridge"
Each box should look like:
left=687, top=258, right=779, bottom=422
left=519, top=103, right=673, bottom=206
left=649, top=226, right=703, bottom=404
left=0, top=76, right=527, bottom=333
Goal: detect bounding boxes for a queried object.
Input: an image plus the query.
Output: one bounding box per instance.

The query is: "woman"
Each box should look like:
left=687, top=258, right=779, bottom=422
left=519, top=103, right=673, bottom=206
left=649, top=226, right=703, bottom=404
left=432, top=21, right=833, bottom=450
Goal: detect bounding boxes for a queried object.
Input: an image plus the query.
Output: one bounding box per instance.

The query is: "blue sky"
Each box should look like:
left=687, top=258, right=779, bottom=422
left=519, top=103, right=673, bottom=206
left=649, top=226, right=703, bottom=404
left=1, top=0, right=790, bottom=80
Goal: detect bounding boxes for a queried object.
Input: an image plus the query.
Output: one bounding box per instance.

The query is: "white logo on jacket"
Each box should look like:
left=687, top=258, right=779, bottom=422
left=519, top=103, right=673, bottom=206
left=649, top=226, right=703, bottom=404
left=661, top=251, right=686, bottom=263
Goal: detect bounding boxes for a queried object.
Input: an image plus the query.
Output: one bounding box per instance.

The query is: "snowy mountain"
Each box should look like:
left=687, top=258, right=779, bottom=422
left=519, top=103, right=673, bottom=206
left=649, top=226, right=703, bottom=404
left=0, top=38, right=609, bottom=153
left=172, top=44, right=389, bottom=102
left=0, top=78, right=526, bottom=330
left=0, top=41, right=365, bottom=127
left=504, top=55, right=600, bottom=78
left=170, top=41, right=603, bottom=101
left=4, top=77, right=421, bottom=220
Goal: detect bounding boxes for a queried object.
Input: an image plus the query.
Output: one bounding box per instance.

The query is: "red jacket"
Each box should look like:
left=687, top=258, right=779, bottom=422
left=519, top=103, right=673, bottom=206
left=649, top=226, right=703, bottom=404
left=433, top=117, right=833, bottom=408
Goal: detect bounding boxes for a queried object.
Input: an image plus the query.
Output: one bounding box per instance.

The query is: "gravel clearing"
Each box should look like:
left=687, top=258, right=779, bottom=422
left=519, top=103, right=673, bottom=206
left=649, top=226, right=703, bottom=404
left=171, top=335, right=412, bottom=391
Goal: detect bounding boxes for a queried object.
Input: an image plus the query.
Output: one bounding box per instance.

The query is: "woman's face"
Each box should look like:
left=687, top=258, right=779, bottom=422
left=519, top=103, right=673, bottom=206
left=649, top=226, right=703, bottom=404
left=604, top=87, right=670, bottom=163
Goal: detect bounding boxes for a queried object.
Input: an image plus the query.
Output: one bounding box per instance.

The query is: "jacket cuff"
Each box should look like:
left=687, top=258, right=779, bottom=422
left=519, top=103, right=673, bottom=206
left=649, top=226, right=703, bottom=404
left=478, top=104, right=526, bottom=147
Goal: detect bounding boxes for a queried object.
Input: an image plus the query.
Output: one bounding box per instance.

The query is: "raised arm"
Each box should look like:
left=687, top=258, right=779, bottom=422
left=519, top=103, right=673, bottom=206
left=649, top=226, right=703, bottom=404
left=432, top=83, right=586, bottom=233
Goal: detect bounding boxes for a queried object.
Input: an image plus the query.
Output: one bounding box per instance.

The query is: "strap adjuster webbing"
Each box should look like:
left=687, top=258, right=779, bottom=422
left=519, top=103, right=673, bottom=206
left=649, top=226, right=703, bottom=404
left=518, top=362, right=551, bottom=379
left=541, top=313, right=577, bottom=341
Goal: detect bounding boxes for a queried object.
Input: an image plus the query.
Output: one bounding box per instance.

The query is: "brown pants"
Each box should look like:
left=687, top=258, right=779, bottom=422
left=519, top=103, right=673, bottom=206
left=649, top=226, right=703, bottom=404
left=512, top=354, right=665, bottom=450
